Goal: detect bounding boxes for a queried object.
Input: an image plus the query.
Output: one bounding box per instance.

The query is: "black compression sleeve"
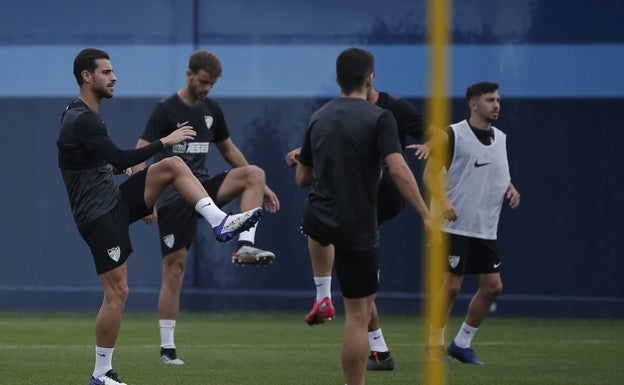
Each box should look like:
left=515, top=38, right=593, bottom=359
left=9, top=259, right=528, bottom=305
left=94, top=139, right=165, bottom=170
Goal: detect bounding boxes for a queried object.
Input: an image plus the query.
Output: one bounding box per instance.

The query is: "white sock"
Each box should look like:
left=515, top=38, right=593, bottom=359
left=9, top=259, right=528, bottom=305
left=93, top=346, right=114, bottom=378
left=195, top=197, right=226, bottom=227
left=454, top=322, right=478, bottom=348
left=238, top=223, right=257, bottom=244
left=159, top=319, right=176, bottom=349
left=368, top=329, right=389, bottom=352
left=314, top=276, right=332, bottom=302
left=428, top=325, right=446, bottom=347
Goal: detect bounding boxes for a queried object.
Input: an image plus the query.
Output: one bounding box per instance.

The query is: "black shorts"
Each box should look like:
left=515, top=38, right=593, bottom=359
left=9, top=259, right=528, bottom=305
left=447, top=233, right=501, bottom=275
left=333, top=247, right=379, bottom=299
left=302, top=223, right=379, bottom=299
left=377, top=168, right=405, bottom=224
left=78, top=168, right=152, bottom=275
left=156, top=171, right=228, bottom=256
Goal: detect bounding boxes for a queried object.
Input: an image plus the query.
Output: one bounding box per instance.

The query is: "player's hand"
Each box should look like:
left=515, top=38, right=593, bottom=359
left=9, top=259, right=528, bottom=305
left=506, top=183, right=521, bottom=209
left=263, top=186, right=280, bottom=213
left=143, top=207, right=158, bottom=225
left=406, top=142, right=431, bottom=160
left=161, top=126, right=196, bottom=147
left=443, top=202, right=459, bottom=221
left=422, top=215, right=440, bottom=246
left=285, top=147, right=301, bottom=167
left=112, top=167, right=133, bottom=176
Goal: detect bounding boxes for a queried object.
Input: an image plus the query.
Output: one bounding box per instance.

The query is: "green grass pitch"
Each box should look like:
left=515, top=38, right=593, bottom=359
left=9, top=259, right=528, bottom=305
left=0, top=311, right=622, bottom=384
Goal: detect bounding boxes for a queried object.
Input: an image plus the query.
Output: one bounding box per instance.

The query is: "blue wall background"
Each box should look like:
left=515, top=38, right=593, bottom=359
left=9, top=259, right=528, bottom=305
left=0, top=0, right=622, bottom=317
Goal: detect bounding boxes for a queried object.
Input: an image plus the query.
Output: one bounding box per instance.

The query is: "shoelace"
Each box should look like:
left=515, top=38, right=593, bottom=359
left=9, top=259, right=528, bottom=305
left=106, top=371, right=122, bottom=382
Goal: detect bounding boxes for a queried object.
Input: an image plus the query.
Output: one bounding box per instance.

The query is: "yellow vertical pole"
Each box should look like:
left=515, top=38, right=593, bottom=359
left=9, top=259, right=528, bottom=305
left=423, top=0, right=451, bottom=384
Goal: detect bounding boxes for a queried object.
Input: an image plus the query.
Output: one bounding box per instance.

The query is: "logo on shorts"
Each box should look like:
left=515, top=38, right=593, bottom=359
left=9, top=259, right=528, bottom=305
left=448, top=255, right=460, bottom=269
left=163, top=234, right=175, bottom=248
left=107, top=246, right=121, bottom=262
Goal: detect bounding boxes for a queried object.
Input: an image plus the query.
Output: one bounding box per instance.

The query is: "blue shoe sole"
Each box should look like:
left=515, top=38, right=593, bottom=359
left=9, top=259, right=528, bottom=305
left=214, top=209, right=263, bottom=242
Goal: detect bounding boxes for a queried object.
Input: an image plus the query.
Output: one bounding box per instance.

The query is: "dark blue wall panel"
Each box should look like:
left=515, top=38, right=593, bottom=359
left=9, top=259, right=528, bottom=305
left=1, top=96, right=622, bottom=317
left=0, top=0, right=622, bottom=317
left=3, top=0, right=623, bottom=44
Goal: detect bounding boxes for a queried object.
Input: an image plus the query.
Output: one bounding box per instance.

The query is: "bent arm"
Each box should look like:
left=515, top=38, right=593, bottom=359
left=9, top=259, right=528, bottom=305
left=95, top=125, right=195, bottom=171
left=131, top=138, right=151, bottom=174
left=295, top=162, right=314, bottom=187
left=423, top=155, right=458, bottom=221
left=215, top=138, right=250, bottom=168
left=94, top=139, right=164, bottom=171
left=385, top=152, right=429, bottom=220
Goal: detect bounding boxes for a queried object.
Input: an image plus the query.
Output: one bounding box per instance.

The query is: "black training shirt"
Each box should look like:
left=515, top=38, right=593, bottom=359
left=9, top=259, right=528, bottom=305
left=376, top=91, right=426, bottom=148
left=140, top=93, right=230, bottom=207
left=57, top=99, right=163, bottom=227
left=299, top=97, right=402, bottom=251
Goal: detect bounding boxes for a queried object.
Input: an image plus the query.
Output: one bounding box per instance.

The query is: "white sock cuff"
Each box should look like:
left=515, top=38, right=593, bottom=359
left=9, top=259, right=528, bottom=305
left=95, top=346, right=114, bottom=355
left=238, top=224, right=257, bottom=243
left=313, top=276, right=332, bottom=302
left=194, top=196, right=215, bottom=211
left=159, top=319, right=177, bottom=328
left=368, top=328, right=389, bottom=352
left=368, top=328, right=383, bottom=339
left=461, top=322, right=478, bottom=333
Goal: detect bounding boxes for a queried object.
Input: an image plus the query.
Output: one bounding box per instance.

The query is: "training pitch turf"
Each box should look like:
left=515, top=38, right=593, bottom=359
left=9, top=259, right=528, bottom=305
left=0, top=311, right=622, bottom=384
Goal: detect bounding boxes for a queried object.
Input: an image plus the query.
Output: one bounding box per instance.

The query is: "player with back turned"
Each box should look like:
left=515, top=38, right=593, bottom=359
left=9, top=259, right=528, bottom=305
left=295, top=47, right=432, bottom=385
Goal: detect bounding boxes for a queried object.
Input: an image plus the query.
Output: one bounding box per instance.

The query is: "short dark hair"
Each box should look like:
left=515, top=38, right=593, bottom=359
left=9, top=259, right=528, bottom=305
left=189, top=50, right=223, bottom=78
left=73, top=48, right=110, bottom=86
left=336, top=47, right=374, bottom=95
left=466, top=81, right=499, bottom=102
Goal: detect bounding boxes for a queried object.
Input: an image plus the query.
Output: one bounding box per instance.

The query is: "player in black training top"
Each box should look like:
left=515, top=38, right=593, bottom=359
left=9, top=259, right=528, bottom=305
left=285, top=86, right=434, bottom=370
left=295, top=47, right=431, bottom=385
left=58, top=48, right=262, bottom=385
left=132, top=50, right=279, bottom=365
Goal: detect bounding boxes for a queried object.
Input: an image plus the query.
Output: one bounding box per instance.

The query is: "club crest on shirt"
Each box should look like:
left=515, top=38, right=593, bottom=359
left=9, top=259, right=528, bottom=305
left=204, top=115, right=213, bottom=129
left=163, top=234, right=175, bottom=248
left=448, top=255, right=460, bottom=269
left=107, top=246, right=121, bottom=262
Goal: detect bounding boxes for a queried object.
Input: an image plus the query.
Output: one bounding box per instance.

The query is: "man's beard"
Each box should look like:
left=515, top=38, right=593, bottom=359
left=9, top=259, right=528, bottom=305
left=94, top=86, right=113, bottom=99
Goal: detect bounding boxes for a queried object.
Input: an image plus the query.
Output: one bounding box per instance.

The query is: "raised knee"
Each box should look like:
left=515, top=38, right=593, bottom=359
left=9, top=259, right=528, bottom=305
left=238, top=165, right=265, bottom=189
left=163, top=156, right=186, bottom=171
left=247, top=165, right=265, bottom=182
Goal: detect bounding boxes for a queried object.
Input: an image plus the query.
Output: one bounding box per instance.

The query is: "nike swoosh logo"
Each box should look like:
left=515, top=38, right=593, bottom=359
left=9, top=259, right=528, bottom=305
left=373, top=336, right=381, bottom=340
left=97, top=353, right=106, bottom=357
left=176, top=121, right=190, bottom=128
left=474, top=160, right=491, bottom=168
left=493, top=262, right=501, bottom=269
